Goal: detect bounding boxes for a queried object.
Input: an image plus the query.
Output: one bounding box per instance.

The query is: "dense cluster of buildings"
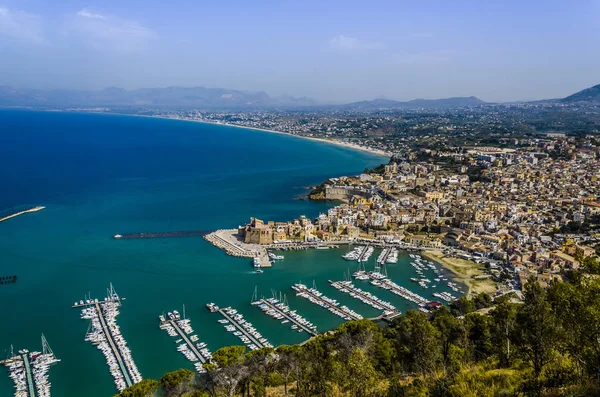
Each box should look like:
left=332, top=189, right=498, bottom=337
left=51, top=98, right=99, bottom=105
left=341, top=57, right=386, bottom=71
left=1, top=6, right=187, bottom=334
left=239, top=140, right=600, bottom=290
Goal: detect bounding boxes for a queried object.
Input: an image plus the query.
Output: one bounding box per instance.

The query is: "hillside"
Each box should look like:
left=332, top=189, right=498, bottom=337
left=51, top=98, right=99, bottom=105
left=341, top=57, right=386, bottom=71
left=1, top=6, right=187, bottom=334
left=561, top=84, right=600, bottom=102
left=341, top=95, right=486, bottom=110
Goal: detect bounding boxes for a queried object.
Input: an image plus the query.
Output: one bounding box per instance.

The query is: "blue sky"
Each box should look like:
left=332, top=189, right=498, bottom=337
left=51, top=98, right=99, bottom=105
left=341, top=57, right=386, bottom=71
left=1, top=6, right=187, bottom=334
left=0, top=0, right=598, bottom=102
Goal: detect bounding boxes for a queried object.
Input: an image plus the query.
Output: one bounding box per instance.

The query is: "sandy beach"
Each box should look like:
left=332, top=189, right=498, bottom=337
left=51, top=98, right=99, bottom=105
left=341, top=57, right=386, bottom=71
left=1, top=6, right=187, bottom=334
left=421, top=249, right=497, bottom=296
left=127, top=113, right=392, bottom=159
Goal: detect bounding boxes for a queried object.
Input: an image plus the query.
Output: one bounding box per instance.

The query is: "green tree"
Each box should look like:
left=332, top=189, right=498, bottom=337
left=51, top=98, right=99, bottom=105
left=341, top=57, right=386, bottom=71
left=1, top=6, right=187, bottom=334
left=490, top=295, right=518, bottom=367
left=464, top=312, right=493, bottom=362
left=395, top=310, right=440, bottom=374
left=432, top=307, right=466, bottom=374
left=160, top=369, right=195, bottom=397
left=208, top=346, right=248, bottom=397
left=115, top=379, right=159, bottom=397
left=514, top=280, right=559, bottom=378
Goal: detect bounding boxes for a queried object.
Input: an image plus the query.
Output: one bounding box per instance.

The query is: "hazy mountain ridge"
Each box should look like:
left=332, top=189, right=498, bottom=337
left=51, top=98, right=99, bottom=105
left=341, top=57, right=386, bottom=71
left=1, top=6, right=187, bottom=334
left=341, top=96, right=487, bottom=109
left=0, top=84, right=598, bottom=109
left=561, top=84, right=600, bottom=103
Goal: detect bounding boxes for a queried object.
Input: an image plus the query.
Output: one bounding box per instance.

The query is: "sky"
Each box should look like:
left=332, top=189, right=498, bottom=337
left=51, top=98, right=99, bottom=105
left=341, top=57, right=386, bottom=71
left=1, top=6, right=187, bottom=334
left=0, top=0, right=599, bottom=103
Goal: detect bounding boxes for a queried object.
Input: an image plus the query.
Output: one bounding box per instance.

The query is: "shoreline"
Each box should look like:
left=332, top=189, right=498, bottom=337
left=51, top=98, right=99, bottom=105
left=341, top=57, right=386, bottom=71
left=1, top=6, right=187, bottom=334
left=51, top=109, right=392, bottom=160
left=144, top=114, right=392, bottom=158
left=0, top=206, right=45, bottom=223
left=421, top=249, right=497, bottom=296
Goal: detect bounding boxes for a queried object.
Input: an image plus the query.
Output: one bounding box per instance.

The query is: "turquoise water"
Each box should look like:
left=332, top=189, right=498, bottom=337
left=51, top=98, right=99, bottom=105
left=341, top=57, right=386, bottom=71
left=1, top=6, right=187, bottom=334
left=0, top=110, right=461, bottom=397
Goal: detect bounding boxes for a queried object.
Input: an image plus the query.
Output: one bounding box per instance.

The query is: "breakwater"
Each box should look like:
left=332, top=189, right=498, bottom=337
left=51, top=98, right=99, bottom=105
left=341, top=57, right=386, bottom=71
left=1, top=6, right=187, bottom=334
left=0, top=275, right=17, bottom=285
left=113, top=231, right=207, bottom=239
left=0, top=206, right=45, bottom=223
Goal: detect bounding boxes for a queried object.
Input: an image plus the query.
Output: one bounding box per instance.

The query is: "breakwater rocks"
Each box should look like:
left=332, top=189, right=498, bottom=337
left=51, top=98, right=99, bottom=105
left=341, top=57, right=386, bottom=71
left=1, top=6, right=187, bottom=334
left=0, top=275, right=17, bottom=285
left=204, top=229, right=272, bottom=267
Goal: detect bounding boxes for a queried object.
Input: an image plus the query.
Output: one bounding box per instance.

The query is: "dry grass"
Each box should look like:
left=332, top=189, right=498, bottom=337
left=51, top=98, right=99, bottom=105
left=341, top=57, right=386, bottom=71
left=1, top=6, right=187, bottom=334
left=421, top=250, right=497, bottom=295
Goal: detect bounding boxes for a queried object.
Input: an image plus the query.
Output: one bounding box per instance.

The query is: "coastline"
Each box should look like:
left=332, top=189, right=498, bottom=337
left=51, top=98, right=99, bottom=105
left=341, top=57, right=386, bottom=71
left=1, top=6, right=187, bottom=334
left=80, top=111, right=392, bottom=160
left=421, top=249, right=497, bottom=296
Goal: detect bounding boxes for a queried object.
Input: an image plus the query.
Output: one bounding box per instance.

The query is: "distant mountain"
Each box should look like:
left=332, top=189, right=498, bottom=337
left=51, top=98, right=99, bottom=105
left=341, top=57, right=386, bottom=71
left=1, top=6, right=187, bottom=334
left=0, top=86, right=316, bottom=109
left=341, top=96, right=487, bottom=110
left=0, top=85, right=492, bottom=110
left=561, top=84, right=600, bottom=103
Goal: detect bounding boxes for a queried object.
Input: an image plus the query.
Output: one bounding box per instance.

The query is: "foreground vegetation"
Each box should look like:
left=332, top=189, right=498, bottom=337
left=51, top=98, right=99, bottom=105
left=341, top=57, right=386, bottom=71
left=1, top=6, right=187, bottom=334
left=116, top=273, right=600, bottom=397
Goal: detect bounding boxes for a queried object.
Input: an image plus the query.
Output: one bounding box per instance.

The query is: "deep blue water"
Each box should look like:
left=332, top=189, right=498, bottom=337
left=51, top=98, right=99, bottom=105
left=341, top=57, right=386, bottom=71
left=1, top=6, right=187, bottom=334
left=0, top=110, right=459, bottom=397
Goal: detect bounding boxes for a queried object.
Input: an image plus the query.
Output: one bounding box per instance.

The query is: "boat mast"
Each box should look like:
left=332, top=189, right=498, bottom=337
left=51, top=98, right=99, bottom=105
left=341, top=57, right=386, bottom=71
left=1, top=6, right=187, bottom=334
left=41, top=334, right=54, bottom=358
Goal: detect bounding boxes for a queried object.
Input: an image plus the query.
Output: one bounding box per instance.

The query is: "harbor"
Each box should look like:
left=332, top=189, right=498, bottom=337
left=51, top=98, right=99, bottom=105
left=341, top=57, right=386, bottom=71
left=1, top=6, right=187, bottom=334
left=329, top=280, right=399, bottom=315
left=353, top=268, right=429, bottom=307
left=1, top=335, right=60, bottom=397
left=251, top=291, right=318, bottom=336
left=214, top=306, right=273, bottom=350
left=76, top=284, right=142, bottom=392
left=204, top=229, right=272, bottom=268
left=159, top=309, right=211, bottom=374
left=292, top=283, right=363, bottom=321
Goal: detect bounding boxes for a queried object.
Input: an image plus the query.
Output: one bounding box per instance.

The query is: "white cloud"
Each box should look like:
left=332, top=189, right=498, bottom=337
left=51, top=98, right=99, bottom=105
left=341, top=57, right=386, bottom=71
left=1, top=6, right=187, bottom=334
left=329, top=35, right=383, bottom=51
left=0, top=7, right=44, bottom=44
left=76, top=9, right=105, bottom=19
left=65, top=9, right=155, bottom=52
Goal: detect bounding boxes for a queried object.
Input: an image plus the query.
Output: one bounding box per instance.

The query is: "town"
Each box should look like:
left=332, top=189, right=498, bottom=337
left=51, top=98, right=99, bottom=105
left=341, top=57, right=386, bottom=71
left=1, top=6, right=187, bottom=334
left=211, top=133, right=600, bottom=299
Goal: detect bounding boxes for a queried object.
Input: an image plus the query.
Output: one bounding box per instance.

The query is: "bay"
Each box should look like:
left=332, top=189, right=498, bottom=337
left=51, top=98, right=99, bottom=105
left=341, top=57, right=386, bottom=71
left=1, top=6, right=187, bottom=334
left=0, top=110, right=459, bottom=397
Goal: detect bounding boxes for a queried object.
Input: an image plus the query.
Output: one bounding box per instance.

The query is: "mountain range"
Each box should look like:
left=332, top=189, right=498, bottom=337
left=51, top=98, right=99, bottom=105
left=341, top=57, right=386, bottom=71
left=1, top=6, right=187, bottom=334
left=0, top=84, right=598, bottom=110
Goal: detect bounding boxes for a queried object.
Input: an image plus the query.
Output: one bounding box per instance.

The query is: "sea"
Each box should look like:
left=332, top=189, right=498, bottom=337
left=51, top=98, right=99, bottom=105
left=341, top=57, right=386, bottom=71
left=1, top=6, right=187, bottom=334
left=0, top=109, right=462, bottom=397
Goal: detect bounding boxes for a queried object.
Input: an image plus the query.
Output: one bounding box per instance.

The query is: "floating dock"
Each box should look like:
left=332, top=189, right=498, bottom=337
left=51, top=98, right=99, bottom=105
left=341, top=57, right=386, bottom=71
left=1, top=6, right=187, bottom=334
left=330, top=280, right=399, bottom=315
left=252, top=295, right=318, bottom=336
left=291, top=283, right=362, bottom=321
left=22, top=354, right=35, bottom=397
left=159, top=311, right=211, bottom=373
left=217, top=307, right=272, bottom=350
left=1, top=335, right=60, bottom=397
left=355, top=271, right=428, bottom=306
left=76, top=284, right=142, bottom=392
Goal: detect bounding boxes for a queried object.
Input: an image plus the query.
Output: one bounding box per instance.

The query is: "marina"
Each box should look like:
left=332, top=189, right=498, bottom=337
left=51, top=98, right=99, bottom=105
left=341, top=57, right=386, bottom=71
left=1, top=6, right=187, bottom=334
left=376, top=247, right=398, bottom=265
left=251, top=291, right=318, bottom=336
left=216, top=307, right=272, bottom=350
left=159, top=309, right=211, bottom=374
left=76, top=284, right=142, bottom=392
left=329, top=280, right=399, bottom=315
left=1, top=335, right=60, bottom=397
left=292, top=283, right=363, bottom=321
left=353, top=269, right=429, bottom=307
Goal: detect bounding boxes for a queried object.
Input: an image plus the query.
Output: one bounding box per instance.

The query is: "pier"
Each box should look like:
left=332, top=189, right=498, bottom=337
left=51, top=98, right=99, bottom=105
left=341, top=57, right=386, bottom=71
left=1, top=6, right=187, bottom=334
left=204, top=229, right=271, bottom=267
left=377, top=248, right=391, bottom=264
left=75, top=284, right=142, bottom=392
left=357, top=271, right=428, bottom=306
left=253, top=298, right=318, bottom=336
left=329, top=280, right=399, bottom=315
left=94, top=302, right=133, bottom=388
left=114, top=231, right=207, bottom=239
left=218, top=308, right=266, bottom=348
left=2, top=336, right=60, bottom=397
left=167, top=319, right=206, bottom=364
left=0, top=206, right=45, bottom=223
left=21, top=354, right=35, bottom=397
left=292, top=284, right=362, bottom=321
